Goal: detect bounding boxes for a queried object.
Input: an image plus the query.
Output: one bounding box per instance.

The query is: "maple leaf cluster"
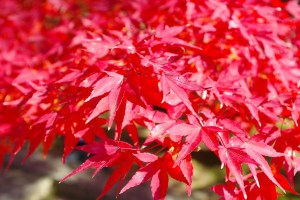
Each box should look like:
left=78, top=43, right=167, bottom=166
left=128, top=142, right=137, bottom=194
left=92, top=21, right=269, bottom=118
left=1, top=0, right=300, bottom=199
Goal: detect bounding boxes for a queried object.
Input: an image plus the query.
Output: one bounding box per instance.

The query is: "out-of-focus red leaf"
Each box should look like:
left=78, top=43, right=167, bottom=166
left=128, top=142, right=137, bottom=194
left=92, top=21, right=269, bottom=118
left=33, top=112, right=57, bottom=129
left=156, top=26, right=185, bottom=39
left=56, top=70, right=83, bottom=83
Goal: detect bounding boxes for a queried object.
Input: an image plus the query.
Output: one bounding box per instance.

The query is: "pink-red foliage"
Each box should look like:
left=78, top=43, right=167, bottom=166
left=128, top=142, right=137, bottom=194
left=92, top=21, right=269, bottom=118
left=1, top=0, right=300, bottom=199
